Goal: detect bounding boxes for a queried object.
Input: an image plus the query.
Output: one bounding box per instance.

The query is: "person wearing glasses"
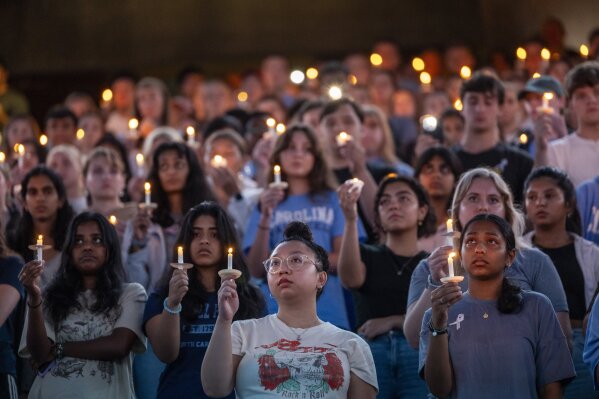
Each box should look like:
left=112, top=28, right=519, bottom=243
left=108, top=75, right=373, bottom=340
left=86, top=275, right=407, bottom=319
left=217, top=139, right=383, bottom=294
left=202, top=221, right=378, bottom=399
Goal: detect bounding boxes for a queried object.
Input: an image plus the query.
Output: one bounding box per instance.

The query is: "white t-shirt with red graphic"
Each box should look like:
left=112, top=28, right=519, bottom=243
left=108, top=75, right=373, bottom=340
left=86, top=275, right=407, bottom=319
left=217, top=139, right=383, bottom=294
left=231, top=314, right=378, bottom=398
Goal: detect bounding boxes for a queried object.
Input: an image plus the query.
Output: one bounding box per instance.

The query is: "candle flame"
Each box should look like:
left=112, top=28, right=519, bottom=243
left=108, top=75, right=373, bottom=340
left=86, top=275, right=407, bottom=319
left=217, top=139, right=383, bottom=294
left=144, top=182, right=151, bottom=193
left=580, top=44, right=589, bottom=57
left=274, top=165, right=281, bottom=174
left=76, top=128, right=85, bottom=140
left=453, top=99, right=463, bottom=111
left=370, top=53, right=383, bottom=66
left=186, top=126, right=195, bottom=136
left=541, top=48, right=551, bottom=61
left=412, top=57, right=425, bottom=71
left=276, top=123, right=286, bottom=134
left=306, top=67, right=318, bottom=79
left=328, top=85, right=343, bottom=100
left=532, top=72, right=541, bottom=78
left=128, top=118, right=139, bottom=130
left=266, top=117, right=276, bottom=128
left=101, top=88, right=113, bottom=102
left=136, top=153, right=144, bottom=166
left=39, top=134, right=48, bottom=146
left=448, top=251, right=456, bottom=260
left=419, top=71, right=432, bottom=85
left=228, top=247, right=233, bottom=254
left=516, top=47, right=527, bottom=60
left=0, top=152, right=5, bottom=163
left=237, top=91, right=248, bottom=102
left=544, top=92, right=554, bottom=101
left=38, top=235, right=43, bottom=241
left=17, top=144, right=25, bottom=155
left=519, top=133, right=529, bottom=144
left=459, top=66, right=472, bottom=79
left=109, top=215, right=117, bottom=225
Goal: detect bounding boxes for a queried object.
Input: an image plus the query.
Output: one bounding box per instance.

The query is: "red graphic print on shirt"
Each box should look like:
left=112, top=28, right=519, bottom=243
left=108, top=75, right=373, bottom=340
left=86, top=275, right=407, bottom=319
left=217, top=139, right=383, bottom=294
left=256, top=339, right=345, bottom=396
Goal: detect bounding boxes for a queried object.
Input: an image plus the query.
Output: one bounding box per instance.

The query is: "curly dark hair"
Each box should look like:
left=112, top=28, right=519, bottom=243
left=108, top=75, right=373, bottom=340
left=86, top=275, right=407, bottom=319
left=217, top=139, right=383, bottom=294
left=157, top=201, right=264, bottom=321
left=44, top=212, right=125, bottom=326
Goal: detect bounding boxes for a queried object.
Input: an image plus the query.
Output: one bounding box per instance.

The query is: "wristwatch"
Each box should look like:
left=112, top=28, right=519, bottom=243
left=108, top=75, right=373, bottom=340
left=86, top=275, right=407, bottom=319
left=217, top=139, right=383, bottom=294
left=428, top=321, right=448, bottom=336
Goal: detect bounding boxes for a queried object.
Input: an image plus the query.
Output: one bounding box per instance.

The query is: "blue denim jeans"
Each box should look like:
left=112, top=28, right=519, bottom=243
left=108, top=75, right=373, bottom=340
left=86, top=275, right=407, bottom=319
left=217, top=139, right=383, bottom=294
left=367, top=330, right=429, bottom=399
left=565, top=328, right=599, bottom=398
left=133, top=341, right=166, bottom=399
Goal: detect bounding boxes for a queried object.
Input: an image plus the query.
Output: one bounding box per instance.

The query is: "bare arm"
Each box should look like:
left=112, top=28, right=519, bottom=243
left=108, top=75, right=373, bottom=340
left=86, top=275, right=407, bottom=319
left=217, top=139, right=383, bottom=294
left=404, top=289, right=433, bottom=348
left=202, top=279, right=241, bottom=397
left=63, top=328, right=137, bottom=360
left=0, top=284, right=20, bottom=326
left=246, top=188, right=284, bottom=278
left=146, top=268, right=189, bottom=363
left=540, top=382, right=562, bottom=399
left=337, top=181, right=366, bottom=288
left=354, top=166, right=377, bottom=230
left=327, top=236, right=342, bottom=274
left=348, top=371, right=377, bottom=399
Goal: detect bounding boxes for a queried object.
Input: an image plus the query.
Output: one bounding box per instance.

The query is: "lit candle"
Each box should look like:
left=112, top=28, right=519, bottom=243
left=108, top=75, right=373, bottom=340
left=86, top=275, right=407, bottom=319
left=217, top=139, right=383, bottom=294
left=186, top=126, right=195, bottom=145
left=128, top=118, right=139, bottom=139
left=336, top=131, right=351, bottom=146
left=419, top=71, right=432, bottom=93
left=227, top=248, right=233, bottom=270
left=237, top=91, right=248, bottom=102
left=273, top=165, right=282, bottom=184
left=76, top=128, right=85, bottom=140
left=177, top=246, right=184, bottom=264
left=210, top=155, right=227, bottom=168
left=266, top=117, right=276, bottom=140
left=412, top=57, right=425, bottom=72
left=580, top=44, right=589, bottom=59
left=446, top=219, right=453, bottom=233
left=109, top=215, right=117, bottom=225
left=306, top=67, right=319, bottom=80
left=135, top=153, right=145, bottom=177
left=36, top=235, right=43, bottom=261
left=144, top=182, right=151, bottom=205
left=519, top=133, right=529, bottom=145
left=39, top=134, right=48, bottom=146
left=276, top=123, right=286, bottom=135
left=328, top=85, right=343, bottom=100
left=16, top=144, right=25, bottom=169
left=446, top=218, right=454, bottom=246
left=453, top=99, right=463, bottom=111
left=370, top=53, right=383, bottom=66
left=448, top=252, right=456, bottom=278
left=0, top=152, right=5, bottom=164
left=539, top=92, right=555, bottom=114
left=101, top=88, right=113, bottom=103
left=459, top=66, right=472, bottom=79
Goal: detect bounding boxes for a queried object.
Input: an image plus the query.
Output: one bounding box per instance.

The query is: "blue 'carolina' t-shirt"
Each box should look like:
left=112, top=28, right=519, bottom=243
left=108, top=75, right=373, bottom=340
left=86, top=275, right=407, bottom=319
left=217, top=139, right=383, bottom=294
left=0, top=256, right=24, bottom=377
left=142, top=292, right=233, bottom=399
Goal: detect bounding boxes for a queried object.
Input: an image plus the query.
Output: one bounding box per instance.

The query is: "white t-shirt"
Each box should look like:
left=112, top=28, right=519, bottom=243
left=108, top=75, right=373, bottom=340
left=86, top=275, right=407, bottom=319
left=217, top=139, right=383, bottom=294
left=19, top=283, right=147, bottom=399
left=231, top=315, right=378, bottom=398
left=547, top=133, right=599, bottom=187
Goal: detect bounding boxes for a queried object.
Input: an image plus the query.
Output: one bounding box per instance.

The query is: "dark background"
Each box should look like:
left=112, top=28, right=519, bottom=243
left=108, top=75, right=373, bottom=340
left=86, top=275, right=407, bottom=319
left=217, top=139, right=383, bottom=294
left=1, top=0, right=598, bottom=122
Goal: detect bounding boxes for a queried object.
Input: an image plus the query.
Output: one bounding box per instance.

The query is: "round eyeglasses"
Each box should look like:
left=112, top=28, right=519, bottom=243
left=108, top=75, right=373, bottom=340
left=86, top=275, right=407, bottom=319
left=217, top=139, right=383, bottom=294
left=263, top=254, right=319, bottom=274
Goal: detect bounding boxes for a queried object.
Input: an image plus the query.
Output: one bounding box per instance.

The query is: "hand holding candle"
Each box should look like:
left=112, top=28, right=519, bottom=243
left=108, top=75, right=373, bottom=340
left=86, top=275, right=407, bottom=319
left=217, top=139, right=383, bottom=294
left=440, top=250, right=464, bottom=283
left=170, top=245, right=193, bottom=270
left=28, top=234, right=51, bottom=262
left=538, top=92, right=555, bottom=115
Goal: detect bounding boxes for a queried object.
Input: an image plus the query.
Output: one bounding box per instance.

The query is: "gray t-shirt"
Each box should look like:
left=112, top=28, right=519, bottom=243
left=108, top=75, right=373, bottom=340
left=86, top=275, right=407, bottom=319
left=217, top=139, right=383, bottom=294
left=419, top=291, right=575, bottom=399
left=407, top=247, right=569, bottom=312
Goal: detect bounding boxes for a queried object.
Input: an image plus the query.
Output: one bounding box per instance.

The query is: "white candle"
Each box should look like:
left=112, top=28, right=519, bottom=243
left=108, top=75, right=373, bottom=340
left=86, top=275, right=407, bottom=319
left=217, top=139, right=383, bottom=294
left=135, top=153, right=145, bottom=177
left=448, top=252, right=456, bottom=278
left=186, top=126, right=195, bottom=145
left=336, top=132, right=351, bottom=146
left=177, top=246, right=184, bottom=264
left=266, top=118, right=277, bottom=140
left=17, top=144, right=25, bottom=169
left=446, top=219, right=453, bottom=233
left=36, top=235, right=43, bottom=262
left=144, top=182, right=151, bottom=205
left=539, top=92, right=555, bottom=115
left=446, top=219, right=454, bottom=246
left=227, top=248, right=233, bottom=270
left=274, top=165, right=282, bottom=184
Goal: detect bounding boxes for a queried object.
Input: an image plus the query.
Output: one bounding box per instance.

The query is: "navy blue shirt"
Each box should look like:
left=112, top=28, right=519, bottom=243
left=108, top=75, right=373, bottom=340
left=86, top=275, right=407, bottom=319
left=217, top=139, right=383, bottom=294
left=0, top=256, right=24, bottom=377
left=143, top=292, right=234, bottom=399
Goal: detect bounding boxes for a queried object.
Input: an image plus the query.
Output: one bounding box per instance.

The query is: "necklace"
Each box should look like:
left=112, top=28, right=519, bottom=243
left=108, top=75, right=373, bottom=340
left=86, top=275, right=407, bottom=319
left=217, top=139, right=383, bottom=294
left=277, top=315, right=321, bottom=341
left=387, top=248, right=425, bottom=277
left=465, top=292, right=491, bottom=320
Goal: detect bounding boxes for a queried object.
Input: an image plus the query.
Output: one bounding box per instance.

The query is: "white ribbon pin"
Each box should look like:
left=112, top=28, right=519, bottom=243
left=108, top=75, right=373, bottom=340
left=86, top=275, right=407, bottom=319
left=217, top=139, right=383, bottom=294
left=449, top=314, right=464, bottom=330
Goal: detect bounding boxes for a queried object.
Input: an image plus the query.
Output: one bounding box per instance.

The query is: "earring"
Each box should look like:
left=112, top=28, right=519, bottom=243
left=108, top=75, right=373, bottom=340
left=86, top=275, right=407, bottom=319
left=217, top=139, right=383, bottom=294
left=418, top=220, right=423, bottom=226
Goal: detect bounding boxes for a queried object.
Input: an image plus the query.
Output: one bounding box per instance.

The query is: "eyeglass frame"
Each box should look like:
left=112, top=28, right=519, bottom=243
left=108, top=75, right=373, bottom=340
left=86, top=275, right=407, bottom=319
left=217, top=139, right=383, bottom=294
left=262, top=254, right=321, bottom=274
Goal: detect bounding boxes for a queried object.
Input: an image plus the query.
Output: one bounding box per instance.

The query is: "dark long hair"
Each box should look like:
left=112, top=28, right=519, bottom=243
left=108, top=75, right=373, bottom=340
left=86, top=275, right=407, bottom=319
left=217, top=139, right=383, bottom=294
left=524, top=166, right=582, bottom=235
left=460, top=213, right=522, bottom=314
left=149, top=142, right=216, bottom=228
left=44, top=212, right=125, bottom=326
left=157, top=202, right=264, bottom=321
left=374, top=173, right=437, bottom=238
left=10, top=166, right=75, bottom=261
left=268, top=124, right=336, bottom=199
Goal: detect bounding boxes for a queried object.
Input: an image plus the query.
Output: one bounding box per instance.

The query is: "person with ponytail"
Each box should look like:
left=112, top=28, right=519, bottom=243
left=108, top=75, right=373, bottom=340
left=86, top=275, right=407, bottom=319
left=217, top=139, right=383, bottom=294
left=524, top=166, right=599, bottom=398
left=420, top=214, right=575, bottom=398
left=201, top=221, right=378, bottom=399
left=403, top=167, right=571, bottom=350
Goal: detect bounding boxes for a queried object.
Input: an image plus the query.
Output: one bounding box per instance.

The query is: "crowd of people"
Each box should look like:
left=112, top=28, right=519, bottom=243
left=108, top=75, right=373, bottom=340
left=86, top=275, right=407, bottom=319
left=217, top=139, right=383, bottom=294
left=2, top=17, right=599, bottom=398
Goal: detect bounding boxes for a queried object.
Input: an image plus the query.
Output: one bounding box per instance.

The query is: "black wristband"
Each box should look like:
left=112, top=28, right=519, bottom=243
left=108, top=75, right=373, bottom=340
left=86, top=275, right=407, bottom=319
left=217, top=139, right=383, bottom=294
left=428, top=321, right=448, bottom=336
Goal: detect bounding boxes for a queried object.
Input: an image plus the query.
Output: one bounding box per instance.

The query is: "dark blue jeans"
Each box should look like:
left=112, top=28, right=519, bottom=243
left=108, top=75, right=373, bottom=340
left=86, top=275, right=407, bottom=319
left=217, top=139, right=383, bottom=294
left=366, top=330, right=429, bottom=399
